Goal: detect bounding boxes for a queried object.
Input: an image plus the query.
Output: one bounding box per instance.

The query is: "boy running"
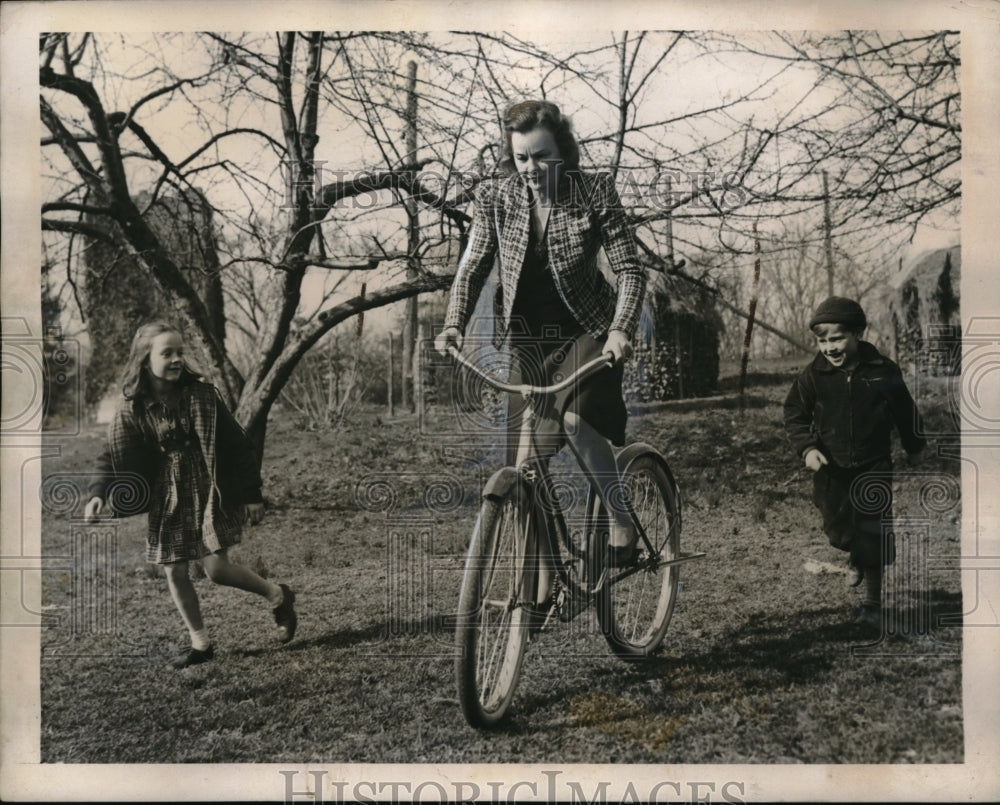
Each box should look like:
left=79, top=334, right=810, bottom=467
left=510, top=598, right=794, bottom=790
left=784, top=296, right=926, bottom=629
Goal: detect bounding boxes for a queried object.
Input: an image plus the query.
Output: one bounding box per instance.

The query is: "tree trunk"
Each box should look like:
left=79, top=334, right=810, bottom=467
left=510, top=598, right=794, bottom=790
left=823, top=170, right=835, bottom=297
left=236, top=272, right=454, bottom=460
left=739, top=224, right=762, bottom=413
left=387, top=332, right=395, bottom=418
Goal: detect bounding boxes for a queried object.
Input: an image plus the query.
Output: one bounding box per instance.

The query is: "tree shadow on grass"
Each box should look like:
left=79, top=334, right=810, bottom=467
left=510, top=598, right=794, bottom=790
left=513, top=592, right=964, bottom=720
left=589, top=607, right=859, bottom=686
left=657, top=596, right=958, bottom=678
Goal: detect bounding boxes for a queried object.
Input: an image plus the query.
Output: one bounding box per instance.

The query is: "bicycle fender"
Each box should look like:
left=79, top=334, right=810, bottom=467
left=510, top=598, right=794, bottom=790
left=615, top=442, right=682, bottom=518
left=481, top=466, right=525, bottom=502
left=585, top=442, right=683, bottom=530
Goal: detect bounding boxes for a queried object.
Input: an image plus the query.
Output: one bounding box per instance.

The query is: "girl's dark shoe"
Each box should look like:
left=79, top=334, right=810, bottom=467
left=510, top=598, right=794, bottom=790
left=273, top=584, right=297, bottom=643
left=607, top=543, right=638, bottom=568
left=170, top=645, right=214, bottom=669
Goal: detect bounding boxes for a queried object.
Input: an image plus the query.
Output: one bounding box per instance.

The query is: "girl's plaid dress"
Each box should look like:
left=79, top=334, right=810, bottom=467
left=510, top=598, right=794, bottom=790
left=92, top=380, right=262, bottom=564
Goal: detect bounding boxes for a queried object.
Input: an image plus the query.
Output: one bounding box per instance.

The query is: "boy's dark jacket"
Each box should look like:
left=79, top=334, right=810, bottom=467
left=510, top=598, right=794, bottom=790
left=90, top=380, right=262, bottom=517
left=784, top=341, right=926, bottom=468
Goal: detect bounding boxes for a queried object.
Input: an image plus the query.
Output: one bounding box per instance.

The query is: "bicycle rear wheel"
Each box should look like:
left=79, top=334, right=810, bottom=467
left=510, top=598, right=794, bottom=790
left=455, top=483, right=535, bottom=727
left=593, top=451, right=680, bottom=661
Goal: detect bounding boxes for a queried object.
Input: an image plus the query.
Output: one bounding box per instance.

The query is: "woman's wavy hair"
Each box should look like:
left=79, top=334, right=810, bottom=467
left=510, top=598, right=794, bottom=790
left=120, top=320, right=201, bottom=401
left=497, top=99, right=580, bottom=177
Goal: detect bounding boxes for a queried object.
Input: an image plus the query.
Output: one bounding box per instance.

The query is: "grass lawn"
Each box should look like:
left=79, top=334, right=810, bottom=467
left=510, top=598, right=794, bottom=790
left=37, top=360, right=964, bottom=764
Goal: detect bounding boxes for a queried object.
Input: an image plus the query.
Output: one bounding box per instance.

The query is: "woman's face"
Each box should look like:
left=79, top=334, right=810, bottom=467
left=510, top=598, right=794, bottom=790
left=147, top=331, right=185, bottom=383
left=510, top=127, right=562, bottom=198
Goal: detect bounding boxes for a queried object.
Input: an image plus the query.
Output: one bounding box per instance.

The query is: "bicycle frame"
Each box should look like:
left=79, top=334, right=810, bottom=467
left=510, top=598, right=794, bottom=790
left=452, top=345, right=707, bottom=724
left=449, top=345, right=659, bottom=621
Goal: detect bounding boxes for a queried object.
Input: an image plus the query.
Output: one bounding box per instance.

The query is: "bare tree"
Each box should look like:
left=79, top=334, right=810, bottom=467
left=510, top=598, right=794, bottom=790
left=590, top=30, right=959, bottom=359
left=40, top=30, right=960, bottom=447
left=703, top=31, right=960, bottom=243
left=40, top=32, right=478, bottom=450
left=559, top=30, right=959, bottom=266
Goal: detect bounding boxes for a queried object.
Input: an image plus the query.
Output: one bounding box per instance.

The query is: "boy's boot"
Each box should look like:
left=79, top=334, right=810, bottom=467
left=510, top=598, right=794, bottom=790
left=855, top=565, right=882, bottom=629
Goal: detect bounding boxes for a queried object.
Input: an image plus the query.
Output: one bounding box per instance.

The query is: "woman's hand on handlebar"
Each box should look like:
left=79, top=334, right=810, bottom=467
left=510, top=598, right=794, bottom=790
left=604, top=329, right=633, bottom=365
left=435, top=327, right=464, bottom=356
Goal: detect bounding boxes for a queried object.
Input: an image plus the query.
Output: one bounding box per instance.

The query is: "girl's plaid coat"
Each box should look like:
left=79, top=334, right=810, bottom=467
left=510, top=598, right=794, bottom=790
left=90, top=381, right=262, bottom=537
left=443, top=171, right=646, bottom=347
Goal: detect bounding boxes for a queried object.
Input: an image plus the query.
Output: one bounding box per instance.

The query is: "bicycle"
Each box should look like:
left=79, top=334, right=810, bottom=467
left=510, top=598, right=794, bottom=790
left=448, top=345, right=704, bottom=728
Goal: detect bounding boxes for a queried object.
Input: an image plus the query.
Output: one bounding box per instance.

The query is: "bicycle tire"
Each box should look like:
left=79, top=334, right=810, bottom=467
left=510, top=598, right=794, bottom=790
left=592, top=451, right=681, bottom=661
left=455, top=483, right=536, bottom=727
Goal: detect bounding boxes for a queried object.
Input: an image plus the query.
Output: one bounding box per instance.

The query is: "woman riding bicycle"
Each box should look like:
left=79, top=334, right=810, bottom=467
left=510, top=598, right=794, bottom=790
left=435, top=99, right=646, bottom=567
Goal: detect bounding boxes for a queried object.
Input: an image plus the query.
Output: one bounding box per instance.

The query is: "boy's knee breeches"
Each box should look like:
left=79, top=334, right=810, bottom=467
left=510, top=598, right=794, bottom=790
left=811, top=458, right=895, bottom=567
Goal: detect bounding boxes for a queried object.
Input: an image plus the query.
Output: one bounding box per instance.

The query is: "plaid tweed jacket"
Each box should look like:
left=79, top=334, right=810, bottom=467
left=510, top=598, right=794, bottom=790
left=444, top=170, right=646, bottom=347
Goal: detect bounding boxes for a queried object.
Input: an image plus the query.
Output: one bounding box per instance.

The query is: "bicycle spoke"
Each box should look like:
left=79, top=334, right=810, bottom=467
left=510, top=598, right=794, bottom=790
left=594, top=453, right=680, bottom=660
left=456, top=486, right=534, bottom=726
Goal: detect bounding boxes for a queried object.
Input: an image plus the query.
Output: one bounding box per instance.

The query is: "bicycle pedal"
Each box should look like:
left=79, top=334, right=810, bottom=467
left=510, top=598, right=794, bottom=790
left=527, top=602, right=554, bottom=637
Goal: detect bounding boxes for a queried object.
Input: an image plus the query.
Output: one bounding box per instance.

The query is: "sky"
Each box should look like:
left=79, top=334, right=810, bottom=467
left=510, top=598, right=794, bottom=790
left=38, top=28, right=960, bottom=347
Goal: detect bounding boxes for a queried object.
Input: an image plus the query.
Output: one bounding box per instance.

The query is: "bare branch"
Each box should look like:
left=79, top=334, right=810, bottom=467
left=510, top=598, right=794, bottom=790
left=42, top=217, right=119, bottom=244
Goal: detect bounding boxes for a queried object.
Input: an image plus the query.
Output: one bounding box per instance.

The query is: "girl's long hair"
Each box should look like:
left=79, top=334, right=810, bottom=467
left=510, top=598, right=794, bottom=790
left=497, top=99, right=581, bottom=177
left=120, top=320, right=202, bottom=401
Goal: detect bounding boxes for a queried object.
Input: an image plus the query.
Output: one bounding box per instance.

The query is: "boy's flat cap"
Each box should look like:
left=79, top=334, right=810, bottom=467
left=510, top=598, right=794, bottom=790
left=809, top=296, right=867, bottom=331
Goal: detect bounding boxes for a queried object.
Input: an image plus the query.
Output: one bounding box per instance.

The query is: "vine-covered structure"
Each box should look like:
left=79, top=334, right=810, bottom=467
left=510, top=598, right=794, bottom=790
left=888, top=245, right=961, bottom=376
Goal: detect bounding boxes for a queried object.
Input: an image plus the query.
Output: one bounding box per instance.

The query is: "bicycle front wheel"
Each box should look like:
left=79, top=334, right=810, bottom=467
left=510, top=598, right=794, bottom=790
left=455, top=483, right=535, bottom=727
left=593, top=451, right=680, bottom=661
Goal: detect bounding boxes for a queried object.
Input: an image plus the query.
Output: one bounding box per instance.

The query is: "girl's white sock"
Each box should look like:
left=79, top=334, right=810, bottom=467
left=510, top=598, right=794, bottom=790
left=190, top=628, right=212, bottom=651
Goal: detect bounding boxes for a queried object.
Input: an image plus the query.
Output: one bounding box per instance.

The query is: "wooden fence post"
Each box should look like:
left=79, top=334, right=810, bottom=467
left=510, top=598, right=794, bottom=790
left=387, top=332, right=395, bottom=418
left=413, top=323, right=425, bottom=421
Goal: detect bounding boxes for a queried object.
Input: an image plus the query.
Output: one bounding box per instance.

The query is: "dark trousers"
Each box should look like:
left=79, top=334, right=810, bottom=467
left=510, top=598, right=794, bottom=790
left=811, top=457, right=895, bottom=568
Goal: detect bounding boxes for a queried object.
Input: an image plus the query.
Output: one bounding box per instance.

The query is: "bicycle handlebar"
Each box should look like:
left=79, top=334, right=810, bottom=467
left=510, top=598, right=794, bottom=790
left=447, top=345, right=613, bottom=396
